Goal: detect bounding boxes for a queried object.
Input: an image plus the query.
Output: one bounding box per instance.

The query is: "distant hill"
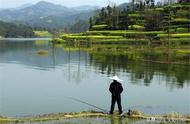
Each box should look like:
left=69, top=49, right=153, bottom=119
left=0, top=21, right=34, bottom=38
left=16, top=4, right=33, bottom=10
left=0, top=1, right=97, bottom=30
left=72, top=5, right=99, bottom=11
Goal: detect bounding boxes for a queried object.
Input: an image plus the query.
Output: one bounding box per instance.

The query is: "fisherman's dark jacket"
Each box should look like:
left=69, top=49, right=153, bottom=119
left=109, top=81, right=123, bottom=97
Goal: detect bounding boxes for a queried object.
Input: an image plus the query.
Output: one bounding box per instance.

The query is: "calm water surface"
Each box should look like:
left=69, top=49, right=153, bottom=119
left=0, top=40, right=189, bottom=117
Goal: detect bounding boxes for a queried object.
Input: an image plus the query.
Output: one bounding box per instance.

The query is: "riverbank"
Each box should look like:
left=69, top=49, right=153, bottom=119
left=1, top=110, right=190, bottom=123
left=54, top=44, right=190, bottom=65
left=51, top=31, right=190, bottom=66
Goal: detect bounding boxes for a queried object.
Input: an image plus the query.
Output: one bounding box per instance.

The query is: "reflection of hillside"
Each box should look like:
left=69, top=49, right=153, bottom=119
left=0, top=41, right=189, bottom=88
left=89, top=53, right=190, bottom=88
left=0, top=41, right=87, bottom=70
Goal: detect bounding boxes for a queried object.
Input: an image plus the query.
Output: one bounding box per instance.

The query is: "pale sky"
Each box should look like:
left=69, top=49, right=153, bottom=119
left=0, top=0, right=129, bottom=9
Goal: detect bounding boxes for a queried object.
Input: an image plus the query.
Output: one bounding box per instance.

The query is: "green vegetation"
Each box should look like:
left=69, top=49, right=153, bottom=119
left=34, top=31, right=52, bottom=37
left=0, top=21, right=34, bottom=38
left=91, top=24, right=108, bottom=30
left=0, top=110, right=190, bottom=123
left=158, top=33, right=190, bottom=38
left=128, top=25, right=145, bottom=31
left=52, top=38, right=65, bottom=44
left=37, top=50, right=49, bottom=56
left=61, top=34, right=123, bottom=39
left=52, top=1, right=190, bottom=65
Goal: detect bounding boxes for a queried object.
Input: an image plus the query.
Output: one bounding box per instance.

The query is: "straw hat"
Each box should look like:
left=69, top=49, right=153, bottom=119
left=109, top=75, right=123, bottom=82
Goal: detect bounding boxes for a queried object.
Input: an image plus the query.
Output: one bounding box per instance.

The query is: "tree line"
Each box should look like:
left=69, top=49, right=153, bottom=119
left=89, top=0, right=189, bottom=31
left=0, top=21, right=35, bottom=38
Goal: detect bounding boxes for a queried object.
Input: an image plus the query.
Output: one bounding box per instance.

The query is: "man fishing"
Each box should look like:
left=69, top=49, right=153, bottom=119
left=109, top=76, right=123, bottom=115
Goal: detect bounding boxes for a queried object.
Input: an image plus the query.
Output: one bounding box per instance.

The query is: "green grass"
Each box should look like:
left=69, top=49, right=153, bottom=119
left=164, top=3, right=190, bottom=9
left=52, top=38, right=65, bottom=44
left=155, top=8, right=164, bottom=11
left=159, top=33, right=190, bottom=38
left=91, top=25, right=108, bottom=30
left=170, top=38, right=190, bottom=45
left=61, top=34, right=123, bottom=39
left=128, top=13, right=141, bottom=17
left=86, top=30, right=164, bottom=36
left=176, top=10, right=189, bottom=18
left=176, top=28, right=189, bottom=33
left=128, top=25, right=145, bottom=31
left=91, top=38, right=149, bottom=44
left=172, top=18, right=190, bottom=23
left=34, top=31, right=52, bottom=37
left=1, top=110, right=190, bottom=123
left=176, top=50, right=190, bottom=55
left=35, top=40, right=48, bottom=45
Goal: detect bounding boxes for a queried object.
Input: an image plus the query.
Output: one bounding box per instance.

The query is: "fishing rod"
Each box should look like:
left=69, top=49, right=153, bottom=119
left=66, top=96, right=143, bottom=115
left=66, top=96, right=107, bottom=113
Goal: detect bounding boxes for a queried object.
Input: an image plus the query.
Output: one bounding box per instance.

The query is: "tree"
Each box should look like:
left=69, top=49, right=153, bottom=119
left=144, top=9, right=163, bottom=31
left=118, top=9, right=130, bottom=30
left=89, top=17, right=93, bottom=29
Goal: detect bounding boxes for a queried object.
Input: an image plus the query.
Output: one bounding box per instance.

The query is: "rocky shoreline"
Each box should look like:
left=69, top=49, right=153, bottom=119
left=1, top=110, right=190, bottom=123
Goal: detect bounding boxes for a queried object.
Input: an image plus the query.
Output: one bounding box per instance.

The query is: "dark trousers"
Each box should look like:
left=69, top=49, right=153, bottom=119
left=110, top=95, right=122, bottom=114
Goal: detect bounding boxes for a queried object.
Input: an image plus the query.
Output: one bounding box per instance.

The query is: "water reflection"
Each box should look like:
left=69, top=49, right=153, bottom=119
left=0, top=40, right=189, bottom=88
left=89, top=53, right=190, bottom=89
left=0, top=40, right=189, bottom=116
left=0, top=117, right=187, bottom=124
left=0, top=117, right=135, bottom=124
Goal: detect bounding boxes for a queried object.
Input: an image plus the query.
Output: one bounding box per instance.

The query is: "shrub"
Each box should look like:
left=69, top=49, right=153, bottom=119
left=159, top=33, right=190, bottom=38
left=155, top=8, right=164, bottom=11
left=172, top=18, right=190, bottom=25
left=52, top=38, right=65, bottom=44
left=176, top=50, right=190, bottom=55
left=128, top=14, right=141, bottom=18
left=62, top=35, right=123, bottom=40
left=91, top=38, right=149, bottom=45
left=176, top=28, right=189, bottom=33
left=171, top=38, right=190, bottom=45
left=128, top=25, right=145, bottom=31
left=91, top=25, right=108, bottom=30
left=34, top=31, right=52, bottom=37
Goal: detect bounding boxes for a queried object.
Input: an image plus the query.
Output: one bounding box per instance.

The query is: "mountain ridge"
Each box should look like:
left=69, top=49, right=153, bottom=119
left=0, top=1, right=98, bottom=30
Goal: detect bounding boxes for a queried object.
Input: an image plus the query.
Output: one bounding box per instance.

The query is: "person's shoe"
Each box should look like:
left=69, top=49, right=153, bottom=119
left=120, top=113, right=126, bottom=117
left=109, top=111, right=113, bottom=115
left=119, top=111, right=123, bottom=115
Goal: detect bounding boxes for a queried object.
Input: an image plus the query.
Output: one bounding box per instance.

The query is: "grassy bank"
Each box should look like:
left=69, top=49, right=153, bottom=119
left=52, top=30, right=190, bottom=65
left=1, top=110, right=190, bottom=123
left=34, top=31, right=52, bottom=38
left=59, top=44, right=190, bottom=65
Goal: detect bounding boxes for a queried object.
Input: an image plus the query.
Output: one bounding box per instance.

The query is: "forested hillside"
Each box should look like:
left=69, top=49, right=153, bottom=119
left=53, top=0, right=190, bottom=65
left=0, top=21, right=34, bottom=38
left=0, top=1, right=96, bottom=31
left=90, top=0, right=189, bottom=32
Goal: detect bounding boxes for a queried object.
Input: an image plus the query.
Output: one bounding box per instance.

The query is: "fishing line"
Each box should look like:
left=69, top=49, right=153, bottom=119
left=65, top=96, right=107, bottom=113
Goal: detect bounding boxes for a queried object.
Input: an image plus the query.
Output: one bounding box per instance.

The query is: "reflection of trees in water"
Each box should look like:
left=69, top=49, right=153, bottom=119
left=89, top=53, right=190, bottom=88
left=63, top=46, right=89, bottom=84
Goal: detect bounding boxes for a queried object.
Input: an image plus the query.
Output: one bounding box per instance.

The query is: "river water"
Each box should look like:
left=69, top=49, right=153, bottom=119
left=0, top=39, right=189, bottom=117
